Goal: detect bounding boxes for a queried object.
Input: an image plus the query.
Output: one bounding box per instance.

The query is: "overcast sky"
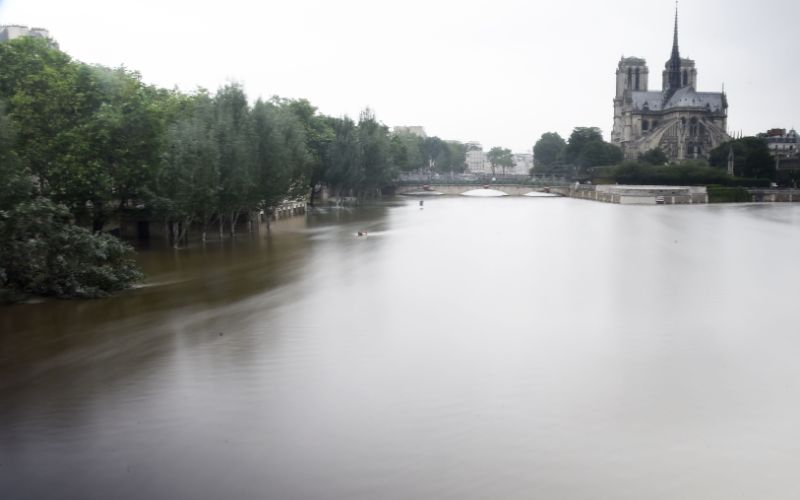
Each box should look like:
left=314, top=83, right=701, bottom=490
left=1, top=0, right=798, bottom=152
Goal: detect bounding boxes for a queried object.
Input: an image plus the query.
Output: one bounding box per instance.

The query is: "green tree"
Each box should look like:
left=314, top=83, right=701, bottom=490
left=390, top=132, right=424, bottom=173
left=421, top=136, right=446, bottom=178
left=563, top=127, right=623, bottom=174
left=0, top=198, right=142, bottom=302
left=357, top=108, right=395, bottom=196
left=252, top=98, right=311, bottom=220
left=325, top=116, right=362, bottom=196
left=436, top=141, right=467, bottom=175
left=0, top=37, right=81, bottom=201
left=486, top=147, right=514, bottom=176
left=709, top=137, right=776, bottom=180
left=0, top=102, right=33, bottom=210
left=156, top=91, right=220, bottom=246
left=639, top=148, right=668, bottom=166
left=213, top=84, right=256, bottom=236
left=533, top=132, right=566, bottom=171
left=282, top=98, right=333, bottom=199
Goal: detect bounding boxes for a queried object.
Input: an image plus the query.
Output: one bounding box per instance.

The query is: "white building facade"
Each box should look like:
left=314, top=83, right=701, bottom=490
left=0, top=25, right=57, bottom=47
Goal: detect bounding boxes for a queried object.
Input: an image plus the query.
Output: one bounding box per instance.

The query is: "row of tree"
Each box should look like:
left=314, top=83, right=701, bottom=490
left=0, top=38, right=469, bottom=240
left=0, top=37, right=469, bottom=300
left=532, top=127, right=781, bottom=183
left=532, top=127, right=623, bottom=176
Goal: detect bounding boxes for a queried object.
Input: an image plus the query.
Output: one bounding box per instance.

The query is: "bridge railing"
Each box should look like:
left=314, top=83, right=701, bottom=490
left=394, top=177, right=571, bottom=187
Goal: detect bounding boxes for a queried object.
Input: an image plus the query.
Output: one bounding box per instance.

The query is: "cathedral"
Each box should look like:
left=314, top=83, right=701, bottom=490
left=611, top=8, right=730, bottom=162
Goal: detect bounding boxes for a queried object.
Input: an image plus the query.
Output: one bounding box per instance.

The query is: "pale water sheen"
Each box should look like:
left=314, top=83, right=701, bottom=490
left=2, top=197, right=800, bottom=500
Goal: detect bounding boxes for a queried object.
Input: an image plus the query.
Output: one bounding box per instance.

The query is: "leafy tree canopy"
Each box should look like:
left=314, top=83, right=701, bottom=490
left=639, top=148, right=668, bottom=166
left=533, top=132, right=566, bottom=170
left=486, top=147, right=514, bottom=176
left=709, top=137, right=776, bottom=180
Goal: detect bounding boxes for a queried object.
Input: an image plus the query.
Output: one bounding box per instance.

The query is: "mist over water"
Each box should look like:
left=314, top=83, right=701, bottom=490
left=2, top=197, right=800, bottom=499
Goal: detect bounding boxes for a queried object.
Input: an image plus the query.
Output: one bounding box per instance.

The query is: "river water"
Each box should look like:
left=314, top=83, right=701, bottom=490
left=2, top=197, right=800, bottom=499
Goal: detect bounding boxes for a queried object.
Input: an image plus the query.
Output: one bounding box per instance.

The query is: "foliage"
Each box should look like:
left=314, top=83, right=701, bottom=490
left=0, top=102, right=34, bottom=209
left=709, top=137, right=776, bottom=180
left=436, top=141, right=467, bottom=174
left=601, top=161, right=772, bottom=187
left=563, top=127, right=624, bottom=172
left=486, top=147, right=514, bottom=176
left=533, top=132, right=566, bottom=171
left=390, top=132, right=424, bottom=172
left=0, top=198, right=142, bottom=302
left=638, top=148, right=668, bottom=166
left=707, top=186, right=752, bottom=203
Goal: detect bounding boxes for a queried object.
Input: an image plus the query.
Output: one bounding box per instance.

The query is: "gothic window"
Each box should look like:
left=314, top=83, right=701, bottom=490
left=689, top=117, right=699, bottom=137
left=682, top=70, right=688, bottom=86
left=635, top=68, right=640, bottom=90
left=642, top=120, right=650, bottom=132
left=627, top=68, right=632, bottom=88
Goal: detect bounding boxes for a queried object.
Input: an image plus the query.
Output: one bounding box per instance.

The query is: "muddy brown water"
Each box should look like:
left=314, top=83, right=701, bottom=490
left=2, top=198, right=800, bottom=499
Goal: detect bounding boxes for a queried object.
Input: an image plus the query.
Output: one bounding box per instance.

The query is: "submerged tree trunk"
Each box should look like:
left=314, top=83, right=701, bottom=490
left=229, top=211, right=238, bottom=238
left=171, top=221, right=180, bottom=249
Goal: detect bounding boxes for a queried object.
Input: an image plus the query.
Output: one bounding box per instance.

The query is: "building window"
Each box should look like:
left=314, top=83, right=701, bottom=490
left=642, top=120, right=650, bottom=132
left=683, top=70, right=688, bottom=86
left=635, top=68, right=640, bottom=90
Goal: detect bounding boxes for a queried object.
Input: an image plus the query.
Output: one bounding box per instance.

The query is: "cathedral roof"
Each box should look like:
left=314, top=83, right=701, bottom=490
left=631, top=91, right=664, bottom=110
left=630, top=88, right=725, bottom=112
left=664, top=87, right=725, bottom=111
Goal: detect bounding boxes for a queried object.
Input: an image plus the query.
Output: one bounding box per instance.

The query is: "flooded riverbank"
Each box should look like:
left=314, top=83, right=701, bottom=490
left=2, top=198, right=800, bottom=499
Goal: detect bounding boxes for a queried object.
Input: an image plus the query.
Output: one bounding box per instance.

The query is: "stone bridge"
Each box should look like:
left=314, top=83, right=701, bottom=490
left=395, top=184, right=569, bottom=197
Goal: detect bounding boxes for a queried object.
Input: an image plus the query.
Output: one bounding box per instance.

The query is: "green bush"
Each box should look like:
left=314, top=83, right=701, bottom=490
left=0, top=198, right=142, bottom=302
left=600, top=162, right=772, bottom=187
left=707, top=186, right=752, bottom=203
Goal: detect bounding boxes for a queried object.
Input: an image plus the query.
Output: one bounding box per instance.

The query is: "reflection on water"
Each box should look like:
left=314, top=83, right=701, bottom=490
left=2, top=198, right=800, bottom=500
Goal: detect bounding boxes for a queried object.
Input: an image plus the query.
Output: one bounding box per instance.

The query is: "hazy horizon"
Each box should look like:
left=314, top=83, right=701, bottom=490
left=1, top=0, right=798, bottom=152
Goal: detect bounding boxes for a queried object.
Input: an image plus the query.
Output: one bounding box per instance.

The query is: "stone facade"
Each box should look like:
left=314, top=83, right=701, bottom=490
left=465, top=142, right=486, bottom=173
left=392, top=126, right=427, bottom=138
left=611, top=11, right=729, bottom=162
left=0, top=25, right=58, bottom=48
left=759, top=128, right=799, bottom=159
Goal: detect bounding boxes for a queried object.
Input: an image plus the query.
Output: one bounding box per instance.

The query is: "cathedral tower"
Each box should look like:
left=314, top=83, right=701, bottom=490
left=610, top=3, right=730, bottom=162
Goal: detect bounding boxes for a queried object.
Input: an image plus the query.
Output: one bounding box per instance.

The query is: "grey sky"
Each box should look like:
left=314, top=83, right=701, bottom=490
left=1, top=0, right=798, bottom=152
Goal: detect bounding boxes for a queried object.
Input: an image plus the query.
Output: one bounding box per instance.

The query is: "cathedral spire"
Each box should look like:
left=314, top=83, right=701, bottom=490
left=672, top=1, right=680, bottom=60
left=664, top=1, right=683, bottom=102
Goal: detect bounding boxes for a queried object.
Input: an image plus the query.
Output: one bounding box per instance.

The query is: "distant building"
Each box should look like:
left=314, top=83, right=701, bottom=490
left=511, top=153, right=533, bottom=175
left=392, top=126, right=427, bottom=138
left=611, top=8, right=729, bottom=162
left=0, top=25, right=58, bottom=48
left=465, top=142, right=487, bottom=173
left=463, top=143, right=532, bottom=176
left=758, top=128, right=800, bottom=176
left=758, top=128, right=798, bottom=159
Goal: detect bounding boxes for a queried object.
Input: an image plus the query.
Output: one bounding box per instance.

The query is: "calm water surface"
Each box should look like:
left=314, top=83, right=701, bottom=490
left=2, top=197, right=800, bottom=499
